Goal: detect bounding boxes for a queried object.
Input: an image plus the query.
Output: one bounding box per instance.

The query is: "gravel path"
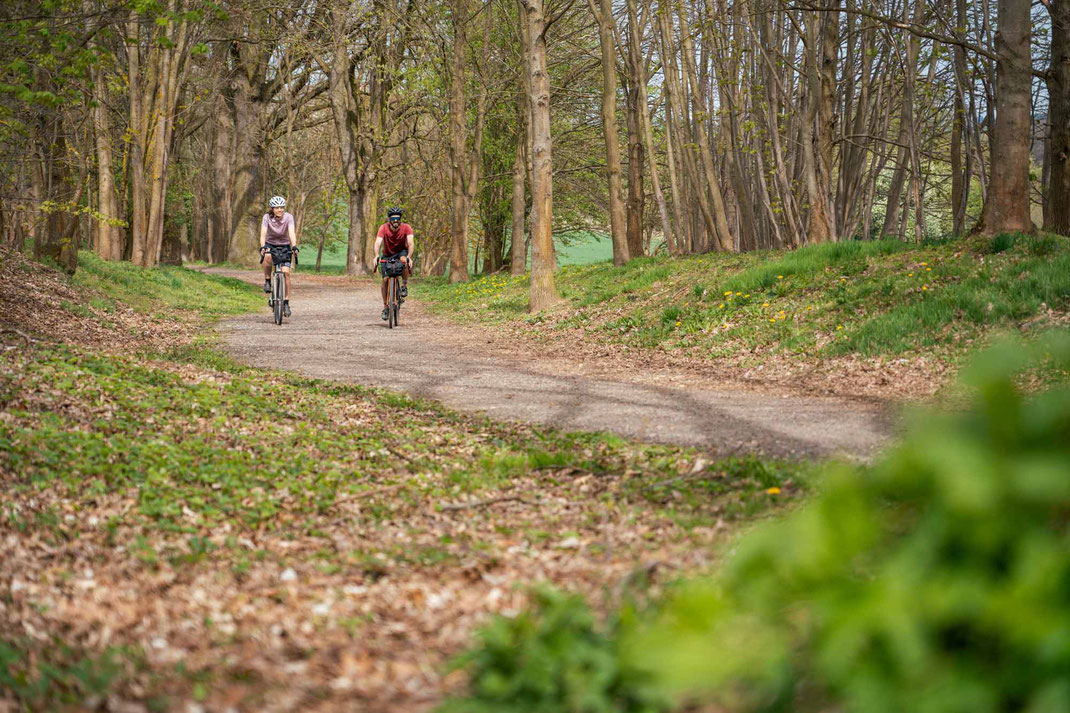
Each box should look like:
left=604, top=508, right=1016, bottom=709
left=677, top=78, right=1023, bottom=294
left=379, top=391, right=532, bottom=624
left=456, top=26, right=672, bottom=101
left=213, top=269, right=893, bottom=459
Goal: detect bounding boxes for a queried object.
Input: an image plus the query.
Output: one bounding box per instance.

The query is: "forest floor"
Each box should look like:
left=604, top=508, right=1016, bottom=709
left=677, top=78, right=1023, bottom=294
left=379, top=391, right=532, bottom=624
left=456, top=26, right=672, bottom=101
left=1, top=252, right=817, bottom=712
left=4, top=237, right=1063, bottom=712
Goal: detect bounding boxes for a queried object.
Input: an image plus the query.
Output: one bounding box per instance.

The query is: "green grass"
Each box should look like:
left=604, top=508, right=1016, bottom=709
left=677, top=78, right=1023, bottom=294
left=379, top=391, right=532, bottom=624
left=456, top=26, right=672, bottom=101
left=72, top=252, right=262, bottom=320
left=418, top=234, right=1070, bottom=362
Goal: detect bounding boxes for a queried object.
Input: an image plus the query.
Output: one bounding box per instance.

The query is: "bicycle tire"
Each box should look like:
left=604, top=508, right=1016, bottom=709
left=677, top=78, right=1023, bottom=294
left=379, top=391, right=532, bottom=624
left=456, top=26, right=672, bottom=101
left=387, top=278, right=396, bottom=329
left=273, top=271, right=285, bottom=325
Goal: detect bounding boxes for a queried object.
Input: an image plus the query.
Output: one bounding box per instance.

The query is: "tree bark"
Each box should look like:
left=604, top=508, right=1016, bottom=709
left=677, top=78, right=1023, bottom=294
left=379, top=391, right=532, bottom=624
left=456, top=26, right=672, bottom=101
left=980, top=0, right=1033, bottom=234
left=91, top=63, right=121, bottom=261
left=624, top=14, right=645, bottom=258
left=519, top=0, right=561, bottom=311
left=510, top=91, right=528, bottom=274
left=630, top=0, right=674, bottom=252
left=1045, top=0, right=1070, bottom=235
left=448, top=0, right=472, bottom=282
left=588, top=0, right=629, bottom=265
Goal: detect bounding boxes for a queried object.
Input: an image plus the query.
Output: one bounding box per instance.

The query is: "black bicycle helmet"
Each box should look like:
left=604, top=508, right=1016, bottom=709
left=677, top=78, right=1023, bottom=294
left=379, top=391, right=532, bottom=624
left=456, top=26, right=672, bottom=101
left=386, top=207, right=403, bottom=219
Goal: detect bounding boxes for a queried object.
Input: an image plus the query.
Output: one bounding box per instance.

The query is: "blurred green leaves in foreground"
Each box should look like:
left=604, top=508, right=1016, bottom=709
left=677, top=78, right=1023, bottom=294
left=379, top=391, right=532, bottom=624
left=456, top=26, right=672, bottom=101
left=445, top=331, right=1070, bottom=713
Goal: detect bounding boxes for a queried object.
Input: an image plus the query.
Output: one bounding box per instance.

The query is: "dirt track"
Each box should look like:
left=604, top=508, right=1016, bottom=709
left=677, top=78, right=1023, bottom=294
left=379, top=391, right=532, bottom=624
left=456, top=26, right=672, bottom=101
left=213, top=269, right=894, bottom=459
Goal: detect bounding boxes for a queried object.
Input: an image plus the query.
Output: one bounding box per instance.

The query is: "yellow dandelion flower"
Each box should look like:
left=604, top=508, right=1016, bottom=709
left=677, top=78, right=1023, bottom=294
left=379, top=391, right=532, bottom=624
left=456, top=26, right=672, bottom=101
left=724, top=291, right=732, bottom=296
left=719, top=303, right=725, bottom=309
left=744, top=294, right=750, bottom=298
left=921, top=261, right=928, bottom=266
left=769, top=318, right=776, bottom=323
left=766, top=487, right=781, bottom=495
left=807, top=305, right=813, bottom=310
left=908, top=272, right=914, bottom=277
left=762, top=302, right=769, bottom=307
left=777, top=275, right=784, bottom=279
left=926, top=267, right=931, bottom=272
left=837, top=325, right=843, bottom=330
left=675, top=321, right=681, bottom=326
left=735, top=292, right=742, bottom=296
left=922, top=285, right=928, bottom=291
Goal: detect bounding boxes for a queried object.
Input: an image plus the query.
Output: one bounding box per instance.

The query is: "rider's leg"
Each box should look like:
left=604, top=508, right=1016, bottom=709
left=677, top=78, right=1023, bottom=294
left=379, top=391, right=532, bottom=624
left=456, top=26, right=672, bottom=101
left=281, top=266, right=292, bottom=316
left=400, top=263, right=410, bottom=297
left=263, top=253, right=273, bottom=292
left=380, top=276, right=389, bottom=320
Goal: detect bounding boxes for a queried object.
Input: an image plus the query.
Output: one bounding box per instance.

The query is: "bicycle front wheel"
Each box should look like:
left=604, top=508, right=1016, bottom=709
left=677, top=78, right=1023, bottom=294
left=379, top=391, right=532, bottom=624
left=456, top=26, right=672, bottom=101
left=387, top=278, right=396, bottom=329
left=273, top=272, right=285, bottom=325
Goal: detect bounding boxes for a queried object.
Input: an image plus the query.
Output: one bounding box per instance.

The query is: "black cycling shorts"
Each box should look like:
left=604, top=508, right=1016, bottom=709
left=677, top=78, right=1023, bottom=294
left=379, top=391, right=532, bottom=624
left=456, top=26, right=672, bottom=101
left=380, top=249, right=408, bottom=277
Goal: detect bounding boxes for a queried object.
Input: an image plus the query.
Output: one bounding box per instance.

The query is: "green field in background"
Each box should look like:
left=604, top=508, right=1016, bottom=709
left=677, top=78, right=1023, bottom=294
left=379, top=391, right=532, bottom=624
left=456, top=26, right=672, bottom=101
left=309, top=231, right=615, bottom=274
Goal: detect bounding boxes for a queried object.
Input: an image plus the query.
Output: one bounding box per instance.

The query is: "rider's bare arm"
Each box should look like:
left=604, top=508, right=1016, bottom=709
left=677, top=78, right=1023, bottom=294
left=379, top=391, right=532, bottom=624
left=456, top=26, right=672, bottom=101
left=373, top=236, right=384, bottom=261
left=288, top=220, right=297, bottom=248
left=406, top=233, right=415, bottom=266
left=259, top=221, right=268, bottom=250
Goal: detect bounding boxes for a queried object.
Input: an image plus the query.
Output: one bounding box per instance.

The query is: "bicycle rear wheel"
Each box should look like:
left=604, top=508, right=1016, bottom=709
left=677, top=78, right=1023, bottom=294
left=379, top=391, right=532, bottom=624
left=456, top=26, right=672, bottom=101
left=273, top=271, right=285, bottom=325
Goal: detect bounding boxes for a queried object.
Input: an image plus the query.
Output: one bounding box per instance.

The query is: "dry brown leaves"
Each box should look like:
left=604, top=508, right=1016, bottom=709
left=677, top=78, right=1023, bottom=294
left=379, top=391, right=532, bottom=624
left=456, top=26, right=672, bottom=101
left=0, top=250, right=194, bottom=354
left=0, top=260, right=729, bottom=711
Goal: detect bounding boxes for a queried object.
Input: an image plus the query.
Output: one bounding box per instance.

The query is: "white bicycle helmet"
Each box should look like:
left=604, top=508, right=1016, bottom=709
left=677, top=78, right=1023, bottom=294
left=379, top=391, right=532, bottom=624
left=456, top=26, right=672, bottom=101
left=269, top=196, right=287, bottom=208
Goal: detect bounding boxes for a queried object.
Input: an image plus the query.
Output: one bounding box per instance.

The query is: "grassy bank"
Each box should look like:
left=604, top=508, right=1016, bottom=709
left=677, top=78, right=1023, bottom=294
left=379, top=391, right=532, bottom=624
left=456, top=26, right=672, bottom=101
left=418, top=234, right=1070, bottom=365
left=67, top=252, right=263, bottom=322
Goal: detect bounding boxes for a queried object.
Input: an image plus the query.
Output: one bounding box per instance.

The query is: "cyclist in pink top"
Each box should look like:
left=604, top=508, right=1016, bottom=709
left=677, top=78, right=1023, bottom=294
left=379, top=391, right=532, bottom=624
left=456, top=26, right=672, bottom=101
left=259, top=196, right=299, bottom=317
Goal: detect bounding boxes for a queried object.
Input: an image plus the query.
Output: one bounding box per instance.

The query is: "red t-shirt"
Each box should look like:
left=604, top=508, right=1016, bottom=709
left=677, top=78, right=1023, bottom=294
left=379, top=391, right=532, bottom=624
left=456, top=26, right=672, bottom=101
left=377, top=222, right=413, bottom=255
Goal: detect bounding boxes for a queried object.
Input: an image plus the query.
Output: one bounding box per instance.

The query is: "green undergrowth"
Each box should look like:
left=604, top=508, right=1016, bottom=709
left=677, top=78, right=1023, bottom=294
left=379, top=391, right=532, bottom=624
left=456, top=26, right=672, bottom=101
left=0, top=342, right=804, bottom=537
left=71, top=252, right=261, bottom=321
left=444, top=332, right=1070, bottom=713
left=419, top=234, right=1070, bottom=362
left=0, top=637, right=155, bottom=711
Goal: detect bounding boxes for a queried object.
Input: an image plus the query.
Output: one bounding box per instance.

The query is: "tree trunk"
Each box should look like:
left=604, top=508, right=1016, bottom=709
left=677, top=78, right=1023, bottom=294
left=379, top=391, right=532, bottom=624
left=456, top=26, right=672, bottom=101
left=91, top=64, right=121, bottom=261
left=629, top=0, right=674, bottom=252
left=520, top=0, right=561, bottom=311
left=625, top=77, right=645, bottom=258
left=674, top=0, right=733, bottom=251
left=1045, top=0, right=1070, bottom=235
left=448, top=0, right=472, bottom=282
left=127, top=13, right=148, bottom=265
left=981, top=0, right=1034, bottom=234
left=587, top=0, right=629, bottom=265
left=510, top=95, right=528, bottom=274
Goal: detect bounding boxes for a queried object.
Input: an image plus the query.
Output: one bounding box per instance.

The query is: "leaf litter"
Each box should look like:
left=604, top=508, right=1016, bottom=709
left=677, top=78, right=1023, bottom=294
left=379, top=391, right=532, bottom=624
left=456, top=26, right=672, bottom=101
left=0, top=254, right=805, bottom=711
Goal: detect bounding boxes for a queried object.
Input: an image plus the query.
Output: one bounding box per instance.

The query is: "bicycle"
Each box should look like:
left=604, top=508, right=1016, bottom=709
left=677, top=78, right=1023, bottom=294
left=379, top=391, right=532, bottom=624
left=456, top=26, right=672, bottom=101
left=261, top=245, right=297, bottom=325
left=379, top=256, right=405, bottom=329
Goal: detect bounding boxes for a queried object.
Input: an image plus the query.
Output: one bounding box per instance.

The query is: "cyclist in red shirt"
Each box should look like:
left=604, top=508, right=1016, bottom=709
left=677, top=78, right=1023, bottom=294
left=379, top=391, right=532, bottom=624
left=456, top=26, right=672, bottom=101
left=373, top=207, right=415, bottom=321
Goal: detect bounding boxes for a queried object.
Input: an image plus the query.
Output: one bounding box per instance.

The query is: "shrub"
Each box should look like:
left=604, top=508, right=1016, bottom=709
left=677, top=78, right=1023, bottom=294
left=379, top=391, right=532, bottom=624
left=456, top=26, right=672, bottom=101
left=633, top=331, right=1070, bottom=712
left=440, top=588, right=670, bottom=713
left=447, top=333, right=1070, bottom=713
